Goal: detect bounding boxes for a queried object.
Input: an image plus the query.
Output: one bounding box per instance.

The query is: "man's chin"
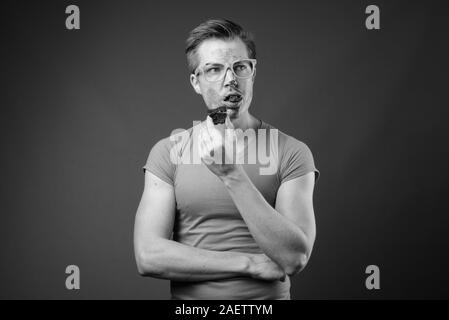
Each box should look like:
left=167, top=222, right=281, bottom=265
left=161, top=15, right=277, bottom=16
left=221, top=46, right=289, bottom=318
left=223, top=100, right=242, bottom=110
left=226, top=106, right=240, bottom=118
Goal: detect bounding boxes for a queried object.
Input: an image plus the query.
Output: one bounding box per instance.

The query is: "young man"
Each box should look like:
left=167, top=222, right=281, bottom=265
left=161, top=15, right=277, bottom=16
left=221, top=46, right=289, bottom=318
left=134, top=19, right=320, bottom=299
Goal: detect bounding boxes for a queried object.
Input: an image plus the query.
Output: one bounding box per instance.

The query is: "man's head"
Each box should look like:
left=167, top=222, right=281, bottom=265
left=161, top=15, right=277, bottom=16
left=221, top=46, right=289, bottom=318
left=186, top=19, right=257, bottom=119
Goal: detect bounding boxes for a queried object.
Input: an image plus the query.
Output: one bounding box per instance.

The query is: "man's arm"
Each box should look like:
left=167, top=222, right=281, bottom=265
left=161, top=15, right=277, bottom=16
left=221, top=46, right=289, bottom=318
left=222, top=170, right=317, bottom=276
left=133, top=170, right=285, bottom=282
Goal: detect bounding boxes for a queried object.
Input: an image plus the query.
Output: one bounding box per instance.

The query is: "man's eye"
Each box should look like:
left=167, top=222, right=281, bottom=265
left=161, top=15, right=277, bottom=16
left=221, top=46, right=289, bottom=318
left=206, top=67, right=221, bottom=74
left=235, top=65, right=247, bottom=71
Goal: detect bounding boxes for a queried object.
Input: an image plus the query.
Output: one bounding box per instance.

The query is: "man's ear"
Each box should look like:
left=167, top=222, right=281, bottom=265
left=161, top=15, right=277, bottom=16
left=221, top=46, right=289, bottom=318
left=190, top=74, right=202, bottom=95
left=252, top=67, right=257, bottom=83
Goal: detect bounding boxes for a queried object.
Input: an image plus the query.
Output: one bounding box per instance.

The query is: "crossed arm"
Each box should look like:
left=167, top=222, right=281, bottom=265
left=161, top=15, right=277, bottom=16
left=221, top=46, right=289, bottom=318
left=222, top=168, right=316, bottom=275
left=133, top=169, right=316, bottom=282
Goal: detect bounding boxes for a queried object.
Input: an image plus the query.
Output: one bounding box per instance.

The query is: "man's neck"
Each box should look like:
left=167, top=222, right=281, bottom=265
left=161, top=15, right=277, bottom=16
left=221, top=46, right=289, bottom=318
left=231, top=112, right=260, bottom=131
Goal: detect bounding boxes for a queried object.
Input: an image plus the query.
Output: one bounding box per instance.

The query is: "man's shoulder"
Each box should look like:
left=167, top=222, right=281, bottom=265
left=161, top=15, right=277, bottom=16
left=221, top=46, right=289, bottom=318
left=151, top=125, right=197, bottom=156
left=156, top=125, right=197, bottom=144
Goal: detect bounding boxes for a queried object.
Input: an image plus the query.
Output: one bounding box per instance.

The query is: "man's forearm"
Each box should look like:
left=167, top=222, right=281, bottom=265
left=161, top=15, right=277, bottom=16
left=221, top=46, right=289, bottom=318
left=136, top=237, right=251, bottom=281
left=221, top=167, right=310, bottom=275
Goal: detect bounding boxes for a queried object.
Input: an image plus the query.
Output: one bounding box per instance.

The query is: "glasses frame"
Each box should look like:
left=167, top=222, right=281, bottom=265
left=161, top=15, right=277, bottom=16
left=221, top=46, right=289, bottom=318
left=193, top=58, right=257, bottom=82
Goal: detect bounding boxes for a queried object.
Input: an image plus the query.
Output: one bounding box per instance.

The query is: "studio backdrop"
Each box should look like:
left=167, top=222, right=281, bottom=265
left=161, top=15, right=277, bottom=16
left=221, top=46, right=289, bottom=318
left=1, top=0, right=448, bottom=299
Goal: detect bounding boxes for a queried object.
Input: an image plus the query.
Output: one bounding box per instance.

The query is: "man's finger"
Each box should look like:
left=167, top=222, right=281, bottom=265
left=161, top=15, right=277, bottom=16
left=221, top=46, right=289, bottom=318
left=205, top=116, right=219, bottom=144
left=200, top=139, right=213, bottom=162
left=280, top=273, right=286, bottom=282
left=206, top=115, right=215, bottom=131
left=202, top=132, right=214, bottom=155
left=200, top=121, right=214, bottom=147
left=225, top=115, right=235, bottom=130
left=198, top=131, right=206, bottom=156
left=224, top=117, right=236, bottom=141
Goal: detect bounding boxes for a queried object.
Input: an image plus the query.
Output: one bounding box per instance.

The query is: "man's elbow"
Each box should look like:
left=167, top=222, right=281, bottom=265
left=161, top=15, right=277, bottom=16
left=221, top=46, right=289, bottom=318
left=135, top=250, right=152, bottom=276
left=284, top=252, right=310, bottom=276
left=284, top=229, right=315, bottom=276
left=135, top=248, right=165, bottom=278
left=135, top=255, right=149, bottom=276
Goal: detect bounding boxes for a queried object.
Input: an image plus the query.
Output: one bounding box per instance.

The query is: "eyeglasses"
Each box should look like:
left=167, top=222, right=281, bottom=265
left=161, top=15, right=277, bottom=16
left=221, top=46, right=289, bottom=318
left=194, top=59, right=257, bottom=82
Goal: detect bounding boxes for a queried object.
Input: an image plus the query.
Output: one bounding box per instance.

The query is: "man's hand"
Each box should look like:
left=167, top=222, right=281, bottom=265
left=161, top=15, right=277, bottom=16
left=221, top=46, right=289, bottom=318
left=199, top=115, right=242, bottom=178
left=247, top=254, right=286, bottom=282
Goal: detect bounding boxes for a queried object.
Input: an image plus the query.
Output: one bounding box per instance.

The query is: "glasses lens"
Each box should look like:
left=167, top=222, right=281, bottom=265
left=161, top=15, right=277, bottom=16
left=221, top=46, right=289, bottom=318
left=200, top=60, right=255, bottom=81
left=204, top=65, right=225, bottom=82
left=233, top=60, right=254, bottom=78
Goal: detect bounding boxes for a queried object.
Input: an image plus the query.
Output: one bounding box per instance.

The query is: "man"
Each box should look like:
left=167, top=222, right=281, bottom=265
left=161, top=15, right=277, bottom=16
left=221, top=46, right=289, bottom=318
left=133, top=18, right=320, bottom=299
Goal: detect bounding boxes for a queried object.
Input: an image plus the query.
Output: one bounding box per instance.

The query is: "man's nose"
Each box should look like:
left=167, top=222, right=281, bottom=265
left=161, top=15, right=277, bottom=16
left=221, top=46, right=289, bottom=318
left=223, top=67, right=237, bottom=87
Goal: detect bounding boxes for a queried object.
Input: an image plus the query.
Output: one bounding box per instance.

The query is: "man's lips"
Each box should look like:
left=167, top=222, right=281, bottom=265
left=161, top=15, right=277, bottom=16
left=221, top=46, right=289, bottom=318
left=223, top=93, right=243, bottom=103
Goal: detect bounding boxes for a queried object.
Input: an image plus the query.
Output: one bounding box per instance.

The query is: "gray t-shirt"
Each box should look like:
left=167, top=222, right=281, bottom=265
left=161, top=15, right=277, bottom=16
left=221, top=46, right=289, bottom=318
left=143, top=120, right=320, bottom=299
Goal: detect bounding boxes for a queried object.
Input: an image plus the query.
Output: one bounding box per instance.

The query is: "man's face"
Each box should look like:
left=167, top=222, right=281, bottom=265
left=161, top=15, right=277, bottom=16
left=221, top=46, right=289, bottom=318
left=190, top=37, right=256, bottom=119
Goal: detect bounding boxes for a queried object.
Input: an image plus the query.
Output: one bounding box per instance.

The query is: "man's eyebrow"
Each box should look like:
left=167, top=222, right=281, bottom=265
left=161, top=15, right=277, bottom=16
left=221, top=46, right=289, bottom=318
left=204, top=62, right=223, bottom=66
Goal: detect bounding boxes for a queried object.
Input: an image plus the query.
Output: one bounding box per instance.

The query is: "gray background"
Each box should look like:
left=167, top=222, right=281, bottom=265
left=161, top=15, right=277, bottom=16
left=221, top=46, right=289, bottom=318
left=1, top=0, right=448, bottom=299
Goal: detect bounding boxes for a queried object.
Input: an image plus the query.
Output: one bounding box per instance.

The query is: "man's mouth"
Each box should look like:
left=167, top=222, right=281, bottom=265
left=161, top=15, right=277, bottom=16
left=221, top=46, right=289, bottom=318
left=224, top=94, right=243, bottom=104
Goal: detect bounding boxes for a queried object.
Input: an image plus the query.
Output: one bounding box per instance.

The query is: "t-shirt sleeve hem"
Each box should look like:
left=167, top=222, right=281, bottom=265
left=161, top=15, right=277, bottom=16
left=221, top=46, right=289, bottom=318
left=281, top=167, right=320, bottom=185
left=142, top=165, right=174, bottom=186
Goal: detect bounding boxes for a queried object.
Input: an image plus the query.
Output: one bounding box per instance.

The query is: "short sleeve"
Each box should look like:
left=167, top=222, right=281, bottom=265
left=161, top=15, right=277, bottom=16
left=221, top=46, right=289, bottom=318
left=142, top=138, right=176, bottom=186
left=279, top=138, right=320, bottom=184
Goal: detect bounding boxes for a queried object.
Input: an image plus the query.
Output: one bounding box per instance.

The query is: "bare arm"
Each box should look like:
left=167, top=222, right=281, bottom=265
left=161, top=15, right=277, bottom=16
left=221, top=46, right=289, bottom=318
left=222, top=170, right=317, bottom=276
left=133, top=170, right=285, bottom=282
left=198, top=117, right=317, bottom=277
